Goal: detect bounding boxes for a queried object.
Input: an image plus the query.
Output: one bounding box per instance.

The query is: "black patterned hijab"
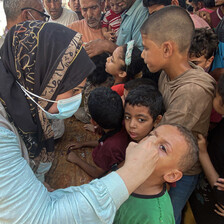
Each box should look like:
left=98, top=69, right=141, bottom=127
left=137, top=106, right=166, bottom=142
left=0, top=21, right=95, bottom=159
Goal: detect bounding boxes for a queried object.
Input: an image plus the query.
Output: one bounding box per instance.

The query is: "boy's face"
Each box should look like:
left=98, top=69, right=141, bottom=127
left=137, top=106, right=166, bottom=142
left=213, top=91, right=224, bottom=115
left=141, top=34, right=165, bottom=73
left=147, top=125, right=187, bottom=178
left=124, top=103, right=155, bottom=142
left=110, top=0, right=123, bottom=14
left=189, top=54, right=214, bottom=71
left=105, top=46, right=125, bottom=76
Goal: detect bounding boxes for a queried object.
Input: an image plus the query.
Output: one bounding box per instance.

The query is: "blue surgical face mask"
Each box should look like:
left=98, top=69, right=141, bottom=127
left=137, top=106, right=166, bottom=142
left=17, top=81, right=82, bottom=120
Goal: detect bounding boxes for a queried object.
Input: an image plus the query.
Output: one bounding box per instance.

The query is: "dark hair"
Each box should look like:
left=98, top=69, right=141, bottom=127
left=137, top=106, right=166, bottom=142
left=217, top=74, right=224, bottom=104
left=87, top=53, right=112, bottom=85
left=189, top=28, right=218, bottom=59
left=204, top=0, right=215, bottom=8
left=125, top=85, right=164, bottom=121
left=88, top=87, right=123, bottom=129
left=141, top=6, right=194, bottom=53
left=124, top=78, right=157, bottom=91
left=119, top=45, right=145, bottom=81
left=143, top=0, right=171, bottom=7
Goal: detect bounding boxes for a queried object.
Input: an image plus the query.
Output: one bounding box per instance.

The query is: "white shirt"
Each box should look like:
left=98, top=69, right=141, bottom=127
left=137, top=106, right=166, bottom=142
left=49, top=7, right=78, bottom=26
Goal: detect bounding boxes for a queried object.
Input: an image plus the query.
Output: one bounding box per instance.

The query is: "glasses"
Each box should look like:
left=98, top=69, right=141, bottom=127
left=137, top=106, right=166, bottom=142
left=21, top=7, right=50, bottom=22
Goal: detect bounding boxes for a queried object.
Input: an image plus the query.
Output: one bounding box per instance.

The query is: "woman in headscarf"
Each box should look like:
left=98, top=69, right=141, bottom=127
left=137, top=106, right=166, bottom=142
left=0, top=21, right=158, bottom=223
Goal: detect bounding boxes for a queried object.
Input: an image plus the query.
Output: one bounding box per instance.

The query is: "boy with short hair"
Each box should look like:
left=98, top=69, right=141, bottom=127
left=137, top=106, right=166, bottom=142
left=140, top=6, right=216, bottom=224
left=189, top=28, right=218, bottom=72
left=124, top=85, right=164, bottom=142
left=113, top=124, right=199, bottom=224
left=67, top=87, right=130, bottom=178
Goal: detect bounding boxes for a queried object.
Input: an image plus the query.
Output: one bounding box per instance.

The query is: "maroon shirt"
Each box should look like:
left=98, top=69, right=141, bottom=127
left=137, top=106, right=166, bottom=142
left=92, top=126, right=130, bottom=171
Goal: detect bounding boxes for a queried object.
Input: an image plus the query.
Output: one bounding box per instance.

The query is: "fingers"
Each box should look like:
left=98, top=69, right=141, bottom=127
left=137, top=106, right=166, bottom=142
left=214, top=204, right=224, bottom=217
left=214, top=178, right=224, bottom=190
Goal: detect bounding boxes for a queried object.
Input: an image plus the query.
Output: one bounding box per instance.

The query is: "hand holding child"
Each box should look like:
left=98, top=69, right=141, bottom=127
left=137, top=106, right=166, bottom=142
left=104, top=31, right=116, bottom=42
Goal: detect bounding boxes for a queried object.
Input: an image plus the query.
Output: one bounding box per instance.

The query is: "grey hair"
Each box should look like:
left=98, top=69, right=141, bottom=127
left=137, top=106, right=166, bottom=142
left=3, top=0, right=40, bottom=21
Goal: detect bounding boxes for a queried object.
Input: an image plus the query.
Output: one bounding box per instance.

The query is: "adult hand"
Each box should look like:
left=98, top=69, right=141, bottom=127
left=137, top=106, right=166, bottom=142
left=214, top=178, right=224, bottom=191
left=85, top=39, right=107, bottom=58
left=104, top=31, right=116, bottom=42
left=116, top=138, right=159, bottom=194
left=214, top=203, right=224, bottom=217
left=197, top=134, right=207, bottom=154
left=85, top=39, right=117, bottom=58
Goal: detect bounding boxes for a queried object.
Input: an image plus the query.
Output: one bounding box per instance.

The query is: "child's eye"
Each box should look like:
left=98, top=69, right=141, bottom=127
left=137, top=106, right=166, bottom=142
left=138, top=118, right=145, bottom=122
left=124, top=115, right=130, bottom=120
left=159, top=145, right=167, bottom=153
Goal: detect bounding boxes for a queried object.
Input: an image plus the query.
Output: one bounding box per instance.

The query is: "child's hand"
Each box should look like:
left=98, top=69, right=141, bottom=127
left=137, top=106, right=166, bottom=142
left=214, top=178, right=224, bottom=191
left=214, top=203, right=224, bottom=217
left=66, top=142, right=83, bottom=150
left=104, top=31, right=116, bottom=42
left=66, top=151, right=80, bottom=164
left=197, top=134, right=207, bottom=154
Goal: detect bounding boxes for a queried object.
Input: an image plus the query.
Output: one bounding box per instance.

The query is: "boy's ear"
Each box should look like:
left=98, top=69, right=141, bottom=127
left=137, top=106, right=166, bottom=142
left=205, top=56, right=214, bottom=70
left=153, top=115, right=162, bottom=128
left=163, top=169, right=183, bottom=183
left=162, top=42, right=173, bottom=58
left=118, top=70, right=127, bottom=78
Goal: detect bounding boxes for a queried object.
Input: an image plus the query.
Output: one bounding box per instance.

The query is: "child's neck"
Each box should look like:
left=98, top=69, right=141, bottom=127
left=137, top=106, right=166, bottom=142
left=133, top=175, right=164, bottom=196
left=114, top=76, right=125, bottom=85
left=164, top=55, right=192, bottom=81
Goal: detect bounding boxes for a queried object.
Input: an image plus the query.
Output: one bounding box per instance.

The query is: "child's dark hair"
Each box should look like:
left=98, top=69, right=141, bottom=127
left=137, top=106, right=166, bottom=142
left=87, top=53, right=112, bottom=85
left=204, top=0, right=215, bottom=7
left=88, top=87, right=123, bottom=129
left=125, top=85, right=165, bottom=121
left=143, top=0, right=171, bottom=7
left=217, top=74, right=224, bottom=104
left=124, top=78, right=157, bottom=91
left=189, top=28, right=218, bottom=59
left=119, top=45, right=145, bottom=81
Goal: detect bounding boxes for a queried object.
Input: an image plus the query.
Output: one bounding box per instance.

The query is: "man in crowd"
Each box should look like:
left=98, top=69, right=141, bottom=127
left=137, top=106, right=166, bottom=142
left=68, top=0, right=105, bottom=43
left=68, top=0, right=83, bottom=20
left=44, top=0, right=78, bottom=26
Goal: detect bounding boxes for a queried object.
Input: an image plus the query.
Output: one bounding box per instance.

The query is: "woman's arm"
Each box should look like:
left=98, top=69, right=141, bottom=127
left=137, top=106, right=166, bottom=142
left=0, top=126, right=158, bottom=223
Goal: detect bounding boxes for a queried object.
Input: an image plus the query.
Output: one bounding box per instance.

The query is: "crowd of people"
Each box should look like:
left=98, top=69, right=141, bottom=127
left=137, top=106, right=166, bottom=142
left=0, top=0, right=224, bottom=223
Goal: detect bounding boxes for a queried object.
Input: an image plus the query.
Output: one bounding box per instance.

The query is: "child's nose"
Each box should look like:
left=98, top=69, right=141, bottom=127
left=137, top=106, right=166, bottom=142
left=129, top=119, right=136, bottom=128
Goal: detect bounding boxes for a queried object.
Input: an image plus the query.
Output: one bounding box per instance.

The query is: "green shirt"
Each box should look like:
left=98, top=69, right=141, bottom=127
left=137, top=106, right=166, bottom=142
left=114, top=186, right=175, bottom=224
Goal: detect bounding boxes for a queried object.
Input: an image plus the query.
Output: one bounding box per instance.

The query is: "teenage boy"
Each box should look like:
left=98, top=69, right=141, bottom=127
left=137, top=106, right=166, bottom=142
left=114, top=124, right=199, bottom=224
left=140, top=6, right=216, bottom=224
left=66, top=87, right=130, bottom=178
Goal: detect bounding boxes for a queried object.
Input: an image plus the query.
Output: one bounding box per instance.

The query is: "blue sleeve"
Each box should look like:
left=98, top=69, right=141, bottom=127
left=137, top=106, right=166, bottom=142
left=211, top=42, right=224, bottom=70
left=0, top=127, right=129, bottom=224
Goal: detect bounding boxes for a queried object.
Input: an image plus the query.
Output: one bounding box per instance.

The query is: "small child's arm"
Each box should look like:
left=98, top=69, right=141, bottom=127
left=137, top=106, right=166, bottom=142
left=66, top=140, right=98, bottom=150
left=67, top=151, right=105, bottom=178
left=102, top=27, right=116, bottom=41
left=198, top=134, right=219, bottom=187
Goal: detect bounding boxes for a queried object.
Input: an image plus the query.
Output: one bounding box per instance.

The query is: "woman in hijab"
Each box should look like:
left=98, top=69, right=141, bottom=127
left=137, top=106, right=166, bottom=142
left=0, top=21, right=158, bottom=223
